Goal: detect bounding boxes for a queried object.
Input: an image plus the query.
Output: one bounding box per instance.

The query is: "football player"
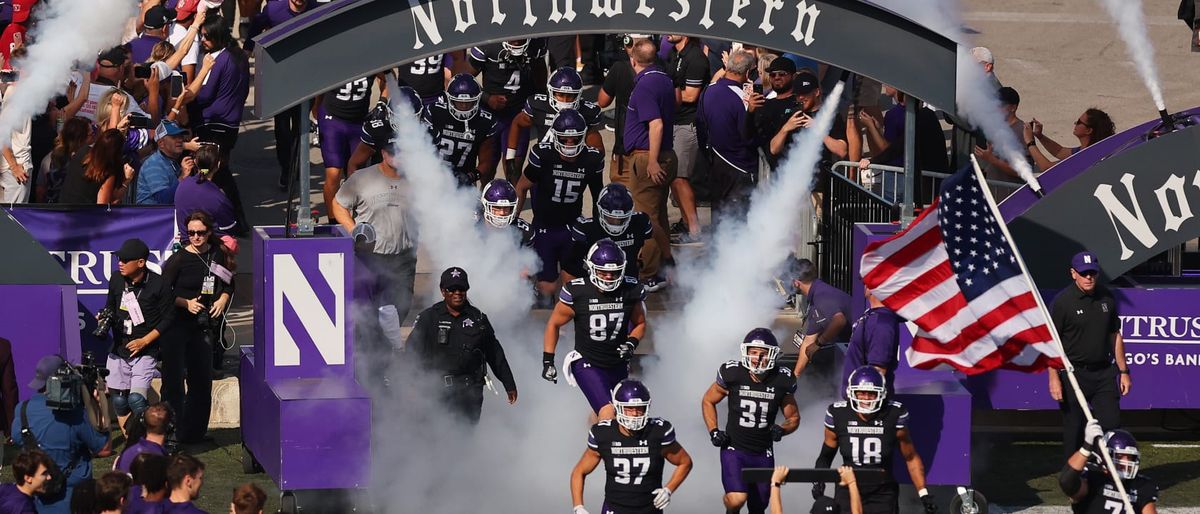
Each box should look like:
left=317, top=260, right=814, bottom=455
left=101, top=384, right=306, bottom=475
left=564, top=184, right=653, bottom=282
left=571, top=380, right=693, bottom=514
left=469, top=39, right=548, bottom=181
left=543, top=239, right=647, bottom=420
left=505, top=67, right=605, bottom=173
left=1060, top=421, right=1158, bottom=514
left=345, top=86, right=423, bottom=175
left=477, top=178, right=534, bottom=248
left=319, top=75, right=383, bottom=217
left=515, top=109, right=604, bottom=301
left=815, top=366, right=936, bottom=514
left=702, top=328, right=801, bottom=514
left=395, top=53, right=452, bottom=108
left=422, top=73, right=499, bottom=187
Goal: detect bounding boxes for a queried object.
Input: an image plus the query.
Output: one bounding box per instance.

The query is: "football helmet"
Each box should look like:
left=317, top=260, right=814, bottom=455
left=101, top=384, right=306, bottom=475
left=548, top=67, right=583, bottom=111
left=611, top=379, right=652, bottom=431
left=393, top=85, right=422, bottom=116
left=551, top=109, right=587, bottom=158
left=586, top=239, right=626, bottom=292
left=503, top=39, right=530, bottom=57
left=446, top=73, right=481, bottom=121
left=741, top=327, right=781, bottom=374
left=480, top=179, right=518, bottom=228
left=596, top=184, right=634, bottom=236
left=1102, top=429, right=1140, bottom=480
left=846, top=366, right=887, bottom=414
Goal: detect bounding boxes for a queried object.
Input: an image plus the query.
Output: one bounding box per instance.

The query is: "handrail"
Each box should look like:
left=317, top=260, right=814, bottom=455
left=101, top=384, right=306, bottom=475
left=830, top=160, right=1025, bottom=189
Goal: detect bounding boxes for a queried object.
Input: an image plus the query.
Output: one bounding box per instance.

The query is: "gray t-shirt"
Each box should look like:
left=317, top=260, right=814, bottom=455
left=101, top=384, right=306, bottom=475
left=334, top=164, right=418, bottom=255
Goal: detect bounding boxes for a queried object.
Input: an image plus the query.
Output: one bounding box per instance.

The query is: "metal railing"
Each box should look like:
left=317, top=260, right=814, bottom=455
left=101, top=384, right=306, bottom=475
left=819, top=171, right=898, bottom=293
left=829, top=161, right=1026, bottom=207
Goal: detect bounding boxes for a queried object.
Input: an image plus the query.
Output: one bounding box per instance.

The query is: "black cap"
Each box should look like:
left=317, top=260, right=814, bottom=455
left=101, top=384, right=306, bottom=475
left=998, top=86, right=1020, bottom=107
left=811, top=496, right=841, bottom=514
left=766, top=57, right=796, bottom=74
left=794, top=70, right=819, bottom=94
left=143, top=5, right=175, bottom=30
left=98, top=46, right=128, bottom=67
left=116, top=238, right=150, bottom=262
left=440, top=267, right=470, bottom=290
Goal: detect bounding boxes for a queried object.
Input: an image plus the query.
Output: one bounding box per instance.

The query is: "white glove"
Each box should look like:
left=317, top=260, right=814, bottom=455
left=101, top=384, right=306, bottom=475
left=652, top=487, right=672, bottom=509
left=573, top=506, right=590, bottom=514
left=1083, top=419, right=1104, bottom=450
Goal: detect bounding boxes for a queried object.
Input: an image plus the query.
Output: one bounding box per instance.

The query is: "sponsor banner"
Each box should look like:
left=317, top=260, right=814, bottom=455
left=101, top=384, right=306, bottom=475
left=4, top=206, right=177, bottom=355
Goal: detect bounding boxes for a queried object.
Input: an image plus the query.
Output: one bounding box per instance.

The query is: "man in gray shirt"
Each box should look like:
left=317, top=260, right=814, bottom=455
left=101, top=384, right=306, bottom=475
left=331, top=138, right=419, bottom=386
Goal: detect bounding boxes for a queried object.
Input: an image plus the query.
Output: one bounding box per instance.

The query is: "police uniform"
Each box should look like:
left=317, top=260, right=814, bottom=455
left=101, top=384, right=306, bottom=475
left=565, top=213, right=652, bottom=279
left=559, top=276, right=645, bottom=413
left=588, top=417, right=676, bottom=514
left=521, top=94, right=604, bottom=144
left=1072, top=464, right=1157, bottom=514
left=716, top=361, right=797, bottom=514
left=825, top=400, right=910, bottom=514
left=422, top=97, right=498, bottom=179
left=407, top=268, right=517, bottom=425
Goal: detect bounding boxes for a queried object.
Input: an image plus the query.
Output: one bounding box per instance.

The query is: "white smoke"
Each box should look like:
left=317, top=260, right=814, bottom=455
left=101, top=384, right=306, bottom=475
left=1096, top=0, right=1166, bottom=111
left=0, top=0, right=135, bottom=146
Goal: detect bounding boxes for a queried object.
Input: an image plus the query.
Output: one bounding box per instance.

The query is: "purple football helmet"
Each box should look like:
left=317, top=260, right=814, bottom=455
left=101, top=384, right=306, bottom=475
left=480, top=179, right=518, bottom=228
left=1102, top=430, right=1140, bottom=479
left=552, top=109, right=587, bottom=158
left=741, top=328, right=780, bottom=374
left=611, top=379, right=652, bottom=431
left=548, top=67, right=583, bottom=111
left=586, top=238, right=626, bottom=292
left=392, top=85, right=422, bottom=117
left=446, top=73, right=481, bottom=121
left=596, top=184, right=634, bottom=236
left=846, top=366, right=887, bottom=414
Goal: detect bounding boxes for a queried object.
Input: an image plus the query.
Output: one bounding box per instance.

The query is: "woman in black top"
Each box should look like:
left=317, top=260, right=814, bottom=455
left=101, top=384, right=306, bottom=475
left=58, top=128, right=130, bottom=204
left=160, top=210, right=235, bottom=443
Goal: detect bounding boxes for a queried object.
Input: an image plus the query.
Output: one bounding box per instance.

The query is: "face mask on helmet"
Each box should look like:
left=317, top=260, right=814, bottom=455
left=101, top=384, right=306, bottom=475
left=480, top=180, right=518, bottom=228
left=741, top=343, right=779, bottom=374
left=503, top=40, right=530, bottom=57
left=1104, top=431, right=1140, bottom=480
left=597, top=186, right=634, bottom=236
left=548, top=68, right=583, bottom=112
left=552, top=110, right=587, bottom=158
left=446, top=75, right=481, bottom=122
left=611, top=381, right=651, bottom=431
left=586, top=241, right=626, bottom=292
left=846, top=367, right=887, bottom=414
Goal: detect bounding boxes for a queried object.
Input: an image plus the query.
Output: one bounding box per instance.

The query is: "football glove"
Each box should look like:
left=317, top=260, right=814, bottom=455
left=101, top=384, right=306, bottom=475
left=919, top=490, right=938, bottom=514
left=572, top=506, right=589, bottom=514
left=542, top=352, right=558, bottom=384
left=811, top=482, right=825, bottom=500
left=709, top=428, right=730, bottom=447
left=1082, top=419, right=1104, bottom=452
left=770, top=424, right=785, bottom=442
left=652, top=488, right=671, bottom=510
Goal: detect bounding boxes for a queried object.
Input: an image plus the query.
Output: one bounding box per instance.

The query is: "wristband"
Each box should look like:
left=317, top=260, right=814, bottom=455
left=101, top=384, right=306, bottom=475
left=1078, top=447, right=1092, bottom=458
left=772, top=482, right=785, bottom=488
left=506, top=148, right=517, bottom=160
left=1026, top=141, right=1036, bottom=148
left=626, top=336, right=640, bottom=348
left=1119, top=369, right=1130, bottom=375
left=170, top=108, right=181, bottom=115
left=918, top=488, right=929, bottom=497
left=542, top=351, right=555, bottom=364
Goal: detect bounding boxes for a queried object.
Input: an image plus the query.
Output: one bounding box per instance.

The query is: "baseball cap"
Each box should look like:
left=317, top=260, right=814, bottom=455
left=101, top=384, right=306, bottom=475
left=766, top=57, right=796, bottom=74
left=116, top=238, right=151, bottom=262
left=440, top=267, right=470, bottom=290
left=794, top=70, right=819, bottom=94
left=11, top=0, right=36, bottom=24
left=97, top=46, right=128, bottom=67
left=1071, top=251, right=1100, bottom=274
left=998, top=86, right=1020, bottom=107
left=811, top=496, right=841, bottom=514
left=155, top=120, right=187, bottom=141
left=29, top=355, right=64, bottom=390
left=971, top=46, right=994, bottom=65
left=144, top=5, right=174, bottom=30
left=174, top=0, right=201, bottom=18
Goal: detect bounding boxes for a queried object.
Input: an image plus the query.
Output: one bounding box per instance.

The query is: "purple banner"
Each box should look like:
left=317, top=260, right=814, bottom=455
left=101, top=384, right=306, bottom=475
left=3, top=207, right=178, bottom=355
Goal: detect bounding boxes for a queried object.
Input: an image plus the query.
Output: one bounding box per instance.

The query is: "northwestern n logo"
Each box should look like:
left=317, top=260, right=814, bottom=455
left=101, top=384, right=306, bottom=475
left=273, top=253, right=345, bottom=366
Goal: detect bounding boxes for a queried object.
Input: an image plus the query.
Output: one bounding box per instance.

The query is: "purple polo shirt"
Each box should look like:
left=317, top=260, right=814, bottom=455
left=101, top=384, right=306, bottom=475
left=190, top=49, right=251, bottom=127
left=246, top=0, right=313, bottom=51
left=699, top=77, right=758, bottom=173
left=623, top=66, right=675, bottom=154
left=0, top=484, right=35, bottom=514
left=114, top=437, right=168, bottom=473
left=130, top=34, right=163, bottom=64
left=842, top=307, right=901, bottom=393
left=803, top=279, right=852, bottom=341
left=174, top=176, right=237, bottom=235
left=164, top=500, right=208, bottom=514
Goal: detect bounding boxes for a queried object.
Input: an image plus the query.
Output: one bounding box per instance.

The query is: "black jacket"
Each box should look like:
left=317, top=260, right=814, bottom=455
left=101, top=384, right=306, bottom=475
left=408, top=301, right=517, bottom=393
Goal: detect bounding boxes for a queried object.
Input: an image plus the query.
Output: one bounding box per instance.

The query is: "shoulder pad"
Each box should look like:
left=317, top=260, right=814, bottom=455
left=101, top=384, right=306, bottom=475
left=832, top=401, right=848, bottom=408
left=597, top=419, right=613, bottom=427
left=515, top=218, right=531, bottom=229
left=888, top=400, right=904, bottom=408
left=582, top=100, right=600, bottom=110
left=575, top=216, right=592, bottom=225
left=649, top=417, right=670, bottom=428
left=583, top=146, right=603, bottom=156
left=532, top=93, right=549, bottom=102
left=722, top=360, right=740, bottom=368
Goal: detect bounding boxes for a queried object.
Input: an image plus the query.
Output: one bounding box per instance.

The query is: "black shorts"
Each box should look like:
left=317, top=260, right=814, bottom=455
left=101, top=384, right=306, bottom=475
left=836, top=480, right=898, bottom=514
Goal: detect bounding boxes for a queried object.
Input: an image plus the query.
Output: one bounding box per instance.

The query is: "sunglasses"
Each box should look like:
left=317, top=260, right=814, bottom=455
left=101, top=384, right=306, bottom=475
left=186, top=230, right=209, bottom=237
left=1074, top=119, right=1090, bottom=128
left=768, top=71, right=792, bottom=77
left=443, top=287, right=467, bottom=293
left=1076, top=270, right=1098, bottom=278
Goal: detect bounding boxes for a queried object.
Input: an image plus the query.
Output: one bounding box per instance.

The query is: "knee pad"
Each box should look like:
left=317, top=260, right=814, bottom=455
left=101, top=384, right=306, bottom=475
left=111, top=389, right=130, bottom=416
left=128, top=392, right=149, bottom=416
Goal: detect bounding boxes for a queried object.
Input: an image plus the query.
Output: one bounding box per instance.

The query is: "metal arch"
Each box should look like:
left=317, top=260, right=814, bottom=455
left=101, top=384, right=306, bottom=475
left=252, top=0, right=959, bottom=118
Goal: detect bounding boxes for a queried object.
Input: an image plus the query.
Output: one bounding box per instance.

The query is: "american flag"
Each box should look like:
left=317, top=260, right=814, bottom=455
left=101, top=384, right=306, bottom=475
left=859, top=167, right=1063, bottom=374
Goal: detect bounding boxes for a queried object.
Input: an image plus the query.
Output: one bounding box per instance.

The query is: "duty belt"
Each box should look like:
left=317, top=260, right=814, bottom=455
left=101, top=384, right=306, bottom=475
left=442, top=374, right=478, bottom=387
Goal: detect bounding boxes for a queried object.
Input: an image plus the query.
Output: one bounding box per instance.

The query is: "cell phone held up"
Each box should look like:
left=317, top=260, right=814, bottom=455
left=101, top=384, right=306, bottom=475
left=0, top=69, right=19, bottom=83
left=127, top=112, right=152, bottom=129
left=133, top=63, right=152, bottom=79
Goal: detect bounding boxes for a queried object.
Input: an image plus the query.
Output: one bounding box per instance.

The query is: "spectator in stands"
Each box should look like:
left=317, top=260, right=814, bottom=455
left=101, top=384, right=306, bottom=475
left=114, top=404, right=171, bottom=473
left=622, top=38, right=676, bottom=292
left=790, top=258, right=852, bottom=377
left=174, top=143, right=237, bottom=236
left=131, top=5, right=173, bottom=64
left=1025, top=108, right=1115, bottom=171
left=0, top=449, right=54, bottom=513
left=136, top=120, right=193, bottom=205
left=857, top=85, right=948, bottom=204
left=128, top=453, right=170, bottom=514
left=37, top=117, right=92, bottom=203
left=57, top=128, right=133, bottom=204
left=0, top=0, right=34, bottom=68
left=0, top=57, right=32, bottom=203
left=771, top=69, right=847, bottom=214
left=753, top=57, right=800, bottom=170
left=247, top=0, right=316, bottom=189
left=166, top=454, right=207, bottom=514
left=972, top=46, right=1001, bottom=90
left=769, top=465, right=861, bottom=514
left=975, top=86, right=1032, bottom=198
left=699, top=49, right=761, bottom=224
left=230, top=483, right=266, bottom=514
left=597, top=34, right=649, bottom=189
left=80, top=47, right=146, bottom=122
left=664, top=34, right=708, bottom=245
left=168, top=0, right=207, bottom=82
left=94, top=472, right=132, bottom=514
left=840, top=289, right=901, bottom=398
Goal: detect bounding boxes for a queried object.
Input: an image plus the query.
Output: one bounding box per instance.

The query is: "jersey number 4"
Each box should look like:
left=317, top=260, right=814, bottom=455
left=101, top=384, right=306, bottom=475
left=613, top=457, right=651, bottom=485
left=850, top=436, right=883, bottom=466
left=589, top=313, right=624, bottom=342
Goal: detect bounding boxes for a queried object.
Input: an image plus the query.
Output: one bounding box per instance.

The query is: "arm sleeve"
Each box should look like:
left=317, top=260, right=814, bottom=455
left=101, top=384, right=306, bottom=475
left=483, top=322, right=517, bottom=392
left=815, top=441, right=838, bottom=468
left=587, top=159, right=604, bottom=205
left=522, top=147, right=543, bottom=182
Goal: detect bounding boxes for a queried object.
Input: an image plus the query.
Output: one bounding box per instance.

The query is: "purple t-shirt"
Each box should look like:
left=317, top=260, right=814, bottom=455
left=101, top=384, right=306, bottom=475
left=174, top=176, right=237, bottom=235
left=0, top=484, right=35, bottom=514
left=842, top=307, right=901, bottom=391
left=130, top=34, right=163, bottom=65
left=114, top=438, right=168, bottom=473
left=245, top=0, right=313, bottom=51
left=699, top=78, right=757, bottom=173
left=881, top=103, right=905, bottom=166
left=190, top=49, right=251, bottom=127
left=803, top=279, right=852, bottom=341
left=163, top=500, right=208, bottom=514
left=623, top=66, right=676, bottom=154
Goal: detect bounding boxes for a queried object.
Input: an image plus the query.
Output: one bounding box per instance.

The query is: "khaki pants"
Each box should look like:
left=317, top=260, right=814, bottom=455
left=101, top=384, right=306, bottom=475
left=624, top=149, right=677, bottom=279
left=609, top=153, right=631, bottom=190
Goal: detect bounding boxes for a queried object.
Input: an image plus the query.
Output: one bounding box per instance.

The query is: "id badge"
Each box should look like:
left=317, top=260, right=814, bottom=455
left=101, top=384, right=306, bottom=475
left=123, top=319, right=133, bottom=336
left=201, top=275, right=216, bottom=295
left=119, top=291, right=135, bottom=312
left=210, top=262, right=233, bottom=284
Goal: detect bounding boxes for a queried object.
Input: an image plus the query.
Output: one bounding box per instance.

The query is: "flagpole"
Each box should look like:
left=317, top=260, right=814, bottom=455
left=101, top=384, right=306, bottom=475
left=969, top=156, right=1136, bottom=514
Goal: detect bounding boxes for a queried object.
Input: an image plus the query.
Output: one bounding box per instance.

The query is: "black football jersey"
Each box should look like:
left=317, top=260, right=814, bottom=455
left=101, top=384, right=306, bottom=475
left=559, top=276, right=646, bottom=368
left=395, top=54, right=447, bottom=99
left=523, top=142, right=604, bottom=229
left=566, top=213, right=652, bottom=278
left=1072, top=465, right=1157, bottom=514
left=825, top=400, right=909, bottom=482
left=422, top=97, right=498, bottom=173
left=359, top=101, right=393, bottom=148
left=717, top=361, right=797, bottom=453
left=323, top=77, right=373, bottom=121
left=521, top=94, right=604, bottom=144
left=468, top=40, right=546, bottom=116
left=475, top=211, right=535, bottom=248
left=588, top=417, right=676, bottom=512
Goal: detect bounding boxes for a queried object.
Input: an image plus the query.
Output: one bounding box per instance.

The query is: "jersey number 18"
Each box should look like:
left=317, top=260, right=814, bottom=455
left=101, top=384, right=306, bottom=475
left=850, top=436, right=883, bottom=466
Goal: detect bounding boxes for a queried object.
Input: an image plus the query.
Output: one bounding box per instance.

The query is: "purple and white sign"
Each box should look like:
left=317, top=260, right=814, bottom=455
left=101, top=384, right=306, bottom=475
left=3, top=206, right=178, bottom=355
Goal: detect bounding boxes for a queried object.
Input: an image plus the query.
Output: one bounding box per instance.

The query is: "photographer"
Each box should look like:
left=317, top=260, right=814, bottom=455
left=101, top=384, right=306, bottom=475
left=10, top=355, right=110, bottom=514
left=100, top=239, right=175, bottom=433
left=0, top=449, right=55, bottom=513
left=161, top=210, right=234, bottom=445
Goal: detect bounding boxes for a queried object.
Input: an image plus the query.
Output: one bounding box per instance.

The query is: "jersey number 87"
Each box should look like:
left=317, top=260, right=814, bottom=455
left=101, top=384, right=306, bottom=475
left=589, top=313, right=624, bottom=342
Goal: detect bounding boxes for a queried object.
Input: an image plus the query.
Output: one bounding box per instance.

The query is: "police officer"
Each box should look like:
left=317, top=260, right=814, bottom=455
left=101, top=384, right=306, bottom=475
left=1049, top=251, right=1129, bottom=460
left=407, top=267, right=518, bottom=424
